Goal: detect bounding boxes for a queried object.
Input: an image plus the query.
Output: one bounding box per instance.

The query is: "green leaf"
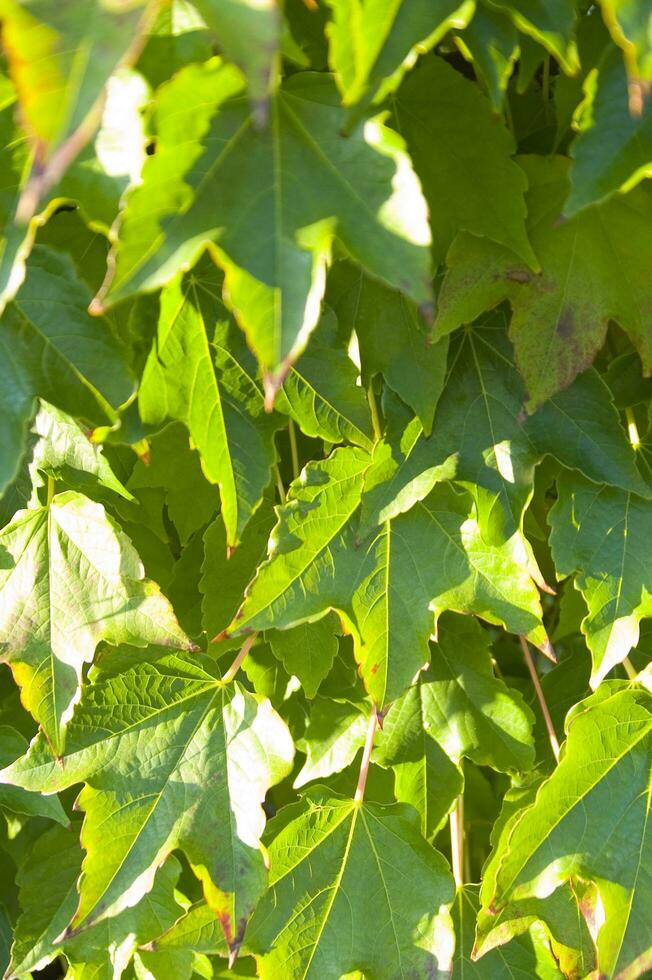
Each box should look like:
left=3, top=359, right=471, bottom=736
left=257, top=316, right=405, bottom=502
left=268, top=614, right=340, bottom=698
left=201, top=497, right=276, bottom=641
left=99, top=61, right=432, bottom=390
left=328, top=261, right=449, bottom=435
left=549, top=471, right=652, bottom=686
left=486, top=683, right=652, bottom=980
left=0, top=726, right=67, bottom=827
left=392, top=55, right=538, bottom=268
left=125, top=423, right=219, bottom=545
left=454, top=4, right=519, bottom=110
left=453, top=885, right=564, bottom=980
left=0, top=491, right=190, bottom=753
left=567, top=45, right=652, bottom=214
left=246, top=788, right=455, bottom=977
left=0, top=651, right=294, bottom=955
left=294, top=697, right=370, bottom=787
left=28, top=400, right=134, bottom=502
left=362, top=312, right=646, bottom=540
left=139, top=261, right=281, bottom=548
left=0, top=246, right=134, bottom=494
left=373, top=677, right=463, bottom=838
left=274, top=309, right=374, bottom=450
left=325, top=0, right=475, bottom=105
left=230, top=447, right=550, bottom=706
left=0, top=0, right=152, bottom=210
left=9, top=825, right=185, bottom=980
left=487, top=0, right=578, bottom=73
left=193, top=0, right=280, bottom=111
left=422, top=614, right=535, bottom=772
left=435, top=156, right=652, bottom=409
left=145, top=899, right=229, bottom=957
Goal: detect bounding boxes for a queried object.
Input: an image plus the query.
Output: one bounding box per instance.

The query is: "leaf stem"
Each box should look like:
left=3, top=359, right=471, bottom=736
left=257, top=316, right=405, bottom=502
left=354, top=707, right=379, bottom=802
left=273, top=463, right=285, bottom=502
left=288, top=419, right=300, bottom=481
left=367, top=381, right=382, bottom=442
left=222, top=633, right=257, bottom=683
left=519, top=635, right=560, bottom=762
left=47, top=476, right=55, bottom=507
left=623, top=656, right=638, bottom=680
left=449, top=791, right=464, bottom=887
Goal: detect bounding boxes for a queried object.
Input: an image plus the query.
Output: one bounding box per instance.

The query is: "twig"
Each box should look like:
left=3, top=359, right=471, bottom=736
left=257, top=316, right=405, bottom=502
left=354, top=708, right=379, bottom=802
left=519, top=635, right=560, bottom=761
left=449, top=792, right=464, bottom=887
left=288, top=419, right=300, bottom=481
left=222, top=634, right=257, bottom=683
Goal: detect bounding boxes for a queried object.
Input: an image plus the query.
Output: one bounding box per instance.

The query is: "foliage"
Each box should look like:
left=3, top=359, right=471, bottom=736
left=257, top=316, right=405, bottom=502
left=0, top=1, right=651, bottom=979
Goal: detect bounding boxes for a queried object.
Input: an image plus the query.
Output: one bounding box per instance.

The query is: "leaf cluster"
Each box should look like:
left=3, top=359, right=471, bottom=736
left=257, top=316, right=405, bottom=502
left=0, top=1, right=652, bottom=978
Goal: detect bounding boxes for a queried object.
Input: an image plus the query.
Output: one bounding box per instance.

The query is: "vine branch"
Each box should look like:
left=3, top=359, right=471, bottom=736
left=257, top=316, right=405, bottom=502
left=222, top=633, right=257, bottom=683
left=355, top=707, right=379, bottom=802
left=519, top=635, right=560, bottom=762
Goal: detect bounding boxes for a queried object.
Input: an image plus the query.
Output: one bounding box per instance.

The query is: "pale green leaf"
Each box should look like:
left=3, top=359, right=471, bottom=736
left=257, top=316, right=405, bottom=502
left=0, top=0, right=152, bottom=212
left=0, top=491, right=190, bottom=753
left=362, top=312, right=646, bottom=540
left=274, top=309, right=374, bottom=450
left=453, top=885, right=564, bottom=980
left=294, top=697, right=370, bottom=787
left=373, top=678, right=463, bottom=838
left=0, top=651, right=294, bottom=956
left=0, top=726, right=67, bottom=827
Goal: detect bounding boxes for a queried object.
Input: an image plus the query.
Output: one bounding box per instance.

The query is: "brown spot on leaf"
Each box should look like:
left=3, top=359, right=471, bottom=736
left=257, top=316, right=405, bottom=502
left=556, top=308, right=574, bottom=339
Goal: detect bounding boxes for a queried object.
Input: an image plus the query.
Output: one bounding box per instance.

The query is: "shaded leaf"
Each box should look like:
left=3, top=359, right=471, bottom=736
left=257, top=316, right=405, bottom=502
left=549, top=471, right=652, bottom=686
left=435, top=156, right=652, bottom=409
left=0, top=246, right=134, bottom=494
left=392, top=55, right=537, bottom=267
left=568, top=46, right=652, bottom=214
left=99, top=61, right=431, bottom=391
